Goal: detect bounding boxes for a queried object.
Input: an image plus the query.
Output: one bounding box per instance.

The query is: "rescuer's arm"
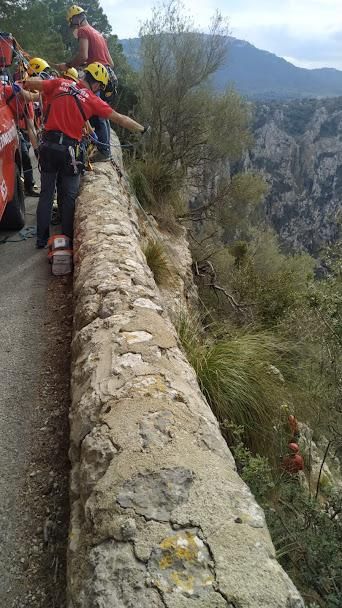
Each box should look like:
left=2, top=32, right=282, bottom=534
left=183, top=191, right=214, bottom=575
left=108, top=109, right=145, bottom=133
left=25, top=117, right=38, bottom=150
left=57, top=38, right=89, bottom=71
left=20, top=88, right=39, bottom=102
left=23, top=79, right=45, bottom=92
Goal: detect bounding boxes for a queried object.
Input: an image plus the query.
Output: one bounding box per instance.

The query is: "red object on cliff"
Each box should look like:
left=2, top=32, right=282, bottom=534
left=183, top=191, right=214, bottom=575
left=282, top=442, right=304, bottom=474
left=288, top=442, right=299, bottom=453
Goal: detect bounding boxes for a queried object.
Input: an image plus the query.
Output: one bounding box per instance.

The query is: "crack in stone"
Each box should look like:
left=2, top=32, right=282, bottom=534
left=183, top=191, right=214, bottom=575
left=196, top=524, right=239, bottom=608
left=215, top=587, right=239, bottom=608
left=151, top=584, right=168, bottom=608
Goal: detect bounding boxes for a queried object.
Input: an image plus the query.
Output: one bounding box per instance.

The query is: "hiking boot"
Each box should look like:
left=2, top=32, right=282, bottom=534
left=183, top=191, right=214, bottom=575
left=25, top=185, right=40, bottom=197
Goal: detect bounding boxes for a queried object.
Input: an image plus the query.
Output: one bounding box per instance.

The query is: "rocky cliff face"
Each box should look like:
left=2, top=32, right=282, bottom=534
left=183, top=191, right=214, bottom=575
left=244, top=97, right=342, bottom=253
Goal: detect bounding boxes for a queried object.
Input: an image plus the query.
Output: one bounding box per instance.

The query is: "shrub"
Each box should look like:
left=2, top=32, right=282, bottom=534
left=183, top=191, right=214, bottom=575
left=177, top=312, right=291, bottom=455
left=129, top=157, right=182, bottom=210
left=129, top=161, right=156, bottom=210
left=266, top=484, right=342, bottom=607
left=143, top=239, right=170, bottom=286
left=225, top=424, right=275, bottom=502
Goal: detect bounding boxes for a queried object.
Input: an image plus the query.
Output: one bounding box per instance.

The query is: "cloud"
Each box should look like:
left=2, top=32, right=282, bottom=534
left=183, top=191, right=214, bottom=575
left=238, top=24, right=342, bottom=67
left=100, top=0, right=342, bottom=69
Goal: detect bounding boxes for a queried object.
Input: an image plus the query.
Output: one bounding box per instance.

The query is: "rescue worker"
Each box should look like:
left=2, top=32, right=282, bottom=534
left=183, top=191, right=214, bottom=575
left=53, top=68, right=79, bottom=223
left=23, top=62, right=148, bottom=249
left=3, top=80, right=40, bottom=196
left=57, top=5, right=116, bottom=161
left=60, top=67, right=96, bottom=172
left=27, top=57, right=54, bottom=129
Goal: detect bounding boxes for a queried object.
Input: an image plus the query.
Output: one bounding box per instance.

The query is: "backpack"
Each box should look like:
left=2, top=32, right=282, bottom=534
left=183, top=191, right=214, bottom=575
left=101, top=66, right=118, bottom=106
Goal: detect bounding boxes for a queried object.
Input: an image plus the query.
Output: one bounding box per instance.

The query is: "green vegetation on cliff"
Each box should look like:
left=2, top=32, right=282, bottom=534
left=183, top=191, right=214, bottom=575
left=127, top=3, right=342, bottom=606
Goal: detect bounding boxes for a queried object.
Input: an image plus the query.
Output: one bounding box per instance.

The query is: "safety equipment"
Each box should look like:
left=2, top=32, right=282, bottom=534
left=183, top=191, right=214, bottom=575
left=84, top=62, right=108, bottom=87
left=142, top=125, right=151, bottom=135
left=48, top=235, right=73, bottom=276
left=66, top=5, right=85, bottom=24
left=44, top=84, right=87, bottom=126
left=101, top=66, right=118, bottom=105
left=63, top=67, right=79, bottom=82
left=28, top=57, right=50, bottom=76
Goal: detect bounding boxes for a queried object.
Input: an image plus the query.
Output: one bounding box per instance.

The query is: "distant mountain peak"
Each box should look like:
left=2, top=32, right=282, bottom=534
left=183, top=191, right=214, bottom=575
left=120, top=35, right=342, bottom=100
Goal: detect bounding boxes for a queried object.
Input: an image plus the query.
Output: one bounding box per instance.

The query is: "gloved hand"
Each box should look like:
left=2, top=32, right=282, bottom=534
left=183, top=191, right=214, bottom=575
left=142, top=125, right=151, bottom=136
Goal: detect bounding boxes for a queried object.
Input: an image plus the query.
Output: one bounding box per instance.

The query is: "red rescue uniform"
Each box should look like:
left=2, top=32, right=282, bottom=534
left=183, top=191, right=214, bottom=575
left=77, top=24, right=112, bottom=65
left=40, top=78, right=112, bottom=140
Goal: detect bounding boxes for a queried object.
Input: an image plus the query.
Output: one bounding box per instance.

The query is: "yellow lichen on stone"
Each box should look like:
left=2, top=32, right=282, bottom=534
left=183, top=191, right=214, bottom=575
left=171, top=571, right=195, bottom=594
left=175, top=546, right=195, bottom=561
left=160, top=535, right=178, bottom=551
left=159, top=531, right=202, bottom=564
left=159, top=554, right=174, bottom=569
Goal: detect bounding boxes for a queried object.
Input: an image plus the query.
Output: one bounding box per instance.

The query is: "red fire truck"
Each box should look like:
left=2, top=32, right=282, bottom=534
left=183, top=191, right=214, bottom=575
left=0, top=32, right=25, bottom=230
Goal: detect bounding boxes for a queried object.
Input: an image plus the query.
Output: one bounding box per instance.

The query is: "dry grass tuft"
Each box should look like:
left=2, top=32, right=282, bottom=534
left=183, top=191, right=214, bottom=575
left=143, top=239, right=171, bottom=286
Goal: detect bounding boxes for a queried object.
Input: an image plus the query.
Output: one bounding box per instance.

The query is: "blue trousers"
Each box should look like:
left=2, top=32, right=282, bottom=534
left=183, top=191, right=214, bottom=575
left=37, top=142, right=80, bottom=245
left=90, top=116, right=111, bottom=158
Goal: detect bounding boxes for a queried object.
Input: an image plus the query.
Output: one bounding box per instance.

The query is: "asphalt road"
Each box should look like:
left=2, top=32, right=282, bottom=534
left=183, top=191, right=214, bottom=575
left=0, top=193, right=50, bottom=601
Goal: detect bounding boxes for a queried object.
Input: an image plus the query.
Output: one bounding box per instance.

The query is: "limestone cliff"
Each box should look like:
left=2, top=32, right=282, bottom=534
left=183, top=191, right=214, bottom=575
left=244, top=97, right=342, bottom=253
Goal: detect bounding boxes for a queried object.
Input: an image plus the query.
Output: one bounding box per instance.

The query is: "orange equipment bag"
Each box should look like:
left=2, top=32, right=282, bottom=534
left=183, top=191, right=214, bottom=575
left=48, top=234, right=73, bottom=276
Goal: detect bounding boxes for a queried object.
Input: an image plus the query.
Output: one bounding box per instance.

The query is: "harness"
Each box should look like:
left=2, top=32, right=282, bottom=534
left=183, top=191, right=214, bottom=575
left=44, top=83, right=87, bottom=125
left=41, top=84, right=90, bottom=175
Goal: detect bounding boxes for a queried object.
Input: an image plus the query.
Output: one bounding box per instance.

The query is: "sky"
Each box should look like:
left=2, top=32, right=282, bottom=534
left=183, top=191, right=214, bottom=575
left=101, top=0, right=342, bottom=71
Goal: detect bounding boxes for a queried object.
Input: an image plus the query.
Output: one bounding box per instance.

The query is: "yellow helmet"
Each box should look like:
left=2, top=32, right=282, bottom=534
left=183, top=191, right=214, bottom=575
left=66, top=5, right=85, bottom=24
left=28, top=57, right=50, bottom=76
left=84, top=62, right=109, bottom=87
left=62, top=67, right=79, bottom=82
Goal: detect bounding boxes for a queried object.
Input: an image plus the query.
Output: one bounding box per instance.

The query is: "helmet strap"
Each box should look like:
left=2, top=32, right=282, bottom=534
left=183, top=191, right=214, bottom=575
left=70, top=13, right=86, bottom=28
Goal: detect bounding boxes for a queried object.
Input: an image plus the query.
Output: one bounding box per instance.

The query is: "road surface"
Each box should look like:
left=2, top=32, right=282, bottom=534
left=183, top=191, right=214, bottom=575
left=0, top=193, right=70, bottom=607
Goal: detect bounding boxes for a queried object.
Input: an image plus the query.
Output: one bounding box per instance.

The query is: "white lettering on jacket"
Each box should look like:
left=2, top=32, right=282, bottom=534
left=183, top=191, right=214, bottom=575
left=0, top=123, right=18, bottom=152
left=58, top=82, right=90, bottom=104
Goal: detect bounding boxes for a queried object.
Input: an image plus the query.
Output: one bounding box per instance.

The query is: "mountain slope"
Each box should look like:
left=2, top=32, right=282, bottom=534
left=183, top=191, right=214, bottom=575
left=120, top=36, right=342, bottom=100
left=244, top=97, right=342, bottom=252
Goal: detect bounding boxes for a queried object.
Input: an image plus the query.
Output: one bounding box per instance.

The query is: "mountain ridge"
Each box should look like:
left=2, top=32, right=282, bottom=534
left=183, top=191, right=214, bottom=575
left=119, top=35, right=342, bottom=100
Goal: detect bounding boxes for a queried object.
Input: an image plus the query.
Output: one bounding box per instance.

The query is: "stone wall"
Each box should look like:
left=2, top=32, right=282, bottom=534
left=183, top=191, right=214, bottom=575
left=69, top=144, right=304, bottom=607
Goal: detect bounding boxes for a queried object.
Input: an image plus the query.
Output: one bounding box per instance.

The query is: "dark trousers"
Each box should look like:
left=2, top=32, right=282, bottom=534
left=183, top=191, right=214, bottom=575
left=90, top=116, right=111, bottom=158
left=37, top=142, right=80, bottom=246
left=20, top=131, right=35, bottom=190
